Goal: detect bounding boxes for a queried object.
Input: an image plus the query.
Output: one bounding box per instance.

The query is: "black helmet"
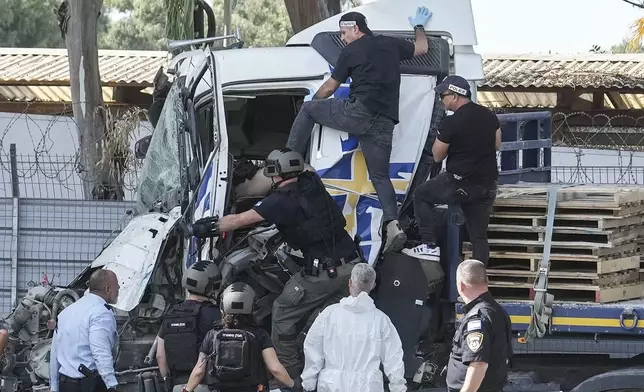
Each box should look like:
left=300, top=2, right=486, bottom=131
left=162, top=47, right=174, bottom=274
left=182, top=260, right=221, bottom=296
left=221, top=282, right=255, bottom=315
left=263, top=149, right=305, bottom=178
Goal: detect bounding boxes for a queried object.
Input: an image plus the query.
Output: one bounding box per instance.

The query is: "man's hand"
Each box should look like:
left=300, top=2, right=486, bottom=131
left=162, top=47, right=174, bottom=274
left=408, top=6, right=432, bottom=28
left=190, top=216, right=220, bottom=238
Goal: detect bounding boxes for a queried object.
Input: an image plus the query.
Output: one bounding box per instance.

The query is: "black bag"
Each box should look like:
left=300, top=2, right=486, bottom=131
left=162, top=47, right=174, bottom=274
left=162, top=301, right=205, bottom=372
left=209, top=329, right=264, bottom=389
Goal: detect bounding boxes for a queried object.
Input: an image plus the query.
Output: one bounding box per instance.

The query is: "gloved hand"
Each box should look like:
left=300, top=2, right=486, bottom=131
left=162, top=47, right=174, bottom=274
left=408, top=6, right=432, bottom=28
left=190, top=216, right=220, bottom=238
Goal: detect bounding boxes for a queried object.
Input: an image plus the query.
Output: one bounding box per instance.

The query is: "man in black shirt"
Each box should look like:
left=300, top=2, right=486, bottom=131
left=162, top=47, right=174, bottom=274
left=403, top=75, right=501, bottom=265
left=215, top=149, right=361, bottom=378
left=156, top=260, right=222, bottom=390
left=285, top=8, right=432, bottom=254
left=447, top=259, right=512, bottom=392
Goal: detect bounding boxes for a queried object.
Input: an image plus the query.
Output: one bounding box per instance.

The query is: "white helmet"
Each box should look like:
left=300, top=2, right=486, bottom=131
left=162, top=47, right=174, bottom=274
left=221, top=282, right=256, bottom=315
left=182, top=260, right=221, bottom=296
left=263, top=149, right=305, bottom=177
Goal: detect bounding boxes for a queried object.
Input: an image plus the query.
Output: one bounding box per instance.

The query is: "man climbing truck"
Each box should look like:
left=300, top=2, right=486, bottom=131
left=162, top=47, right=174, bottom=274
left=286, top=6, right=432, bottom=254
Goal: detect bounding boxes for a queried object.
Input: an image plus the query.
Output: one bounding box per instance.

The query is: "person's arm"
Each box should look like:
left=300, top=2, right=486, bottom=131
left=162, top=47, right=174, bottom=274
left=262, top=347, right=295, bottom=388
left=314, top=78, right=342, bottom=100
left=184, top=353, right=208, bottom=391
left=461, top=362, right=489, bottom=392
left=380, top=317, right=406, bottom=392
left=460, top=318, right=493, bottom=392
left=49, top=330, right=60, bottom=392
left=313, top=50, right=351, bottom=100
left=218, top=209, right=264, bottom=232
left=432, top=120, right=454, bottom=162
left=412, top=27, right=429, bottom=56
left=407, top=6, right=432, bottom=56
left=300, top=309, right=328, bottom=391
left=155, top=337, right=170, bottom=378
left=89, top=311, right=118, bottom=390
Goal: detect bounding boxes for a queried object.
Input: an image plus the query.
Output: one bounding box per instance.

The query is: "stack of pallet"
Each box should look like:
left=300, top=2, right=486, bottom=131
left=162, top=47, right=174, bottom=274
left=463, top=184, right=644, bottom=303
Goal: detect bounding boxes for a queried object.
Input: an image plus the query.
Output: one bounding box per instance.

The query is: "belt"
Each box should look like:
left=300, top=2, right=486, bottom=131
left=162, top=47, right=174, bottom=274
left=60, top=374, right=86, bottom=382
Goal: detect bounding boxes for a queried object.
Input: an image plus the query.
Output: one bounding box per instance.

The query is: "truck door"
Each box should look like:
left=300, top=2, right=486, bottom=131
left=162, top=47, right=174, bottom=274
left=185, top=47, right=230, bottom=268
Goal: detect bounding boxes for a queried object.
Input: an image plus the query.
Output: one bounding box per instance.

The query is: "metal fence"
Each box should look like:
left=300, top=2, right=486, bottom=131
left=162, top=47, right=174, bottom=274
left=0, top=145, right=136, bottom=317
left=552, top=166, right=644, bottom=185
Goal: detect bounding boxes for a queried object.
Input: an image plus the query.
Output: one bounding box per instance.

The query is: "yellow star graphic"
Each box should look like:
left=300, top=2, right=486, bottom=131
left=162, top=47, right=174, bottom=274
left=321, top=150, right=410, bottom=235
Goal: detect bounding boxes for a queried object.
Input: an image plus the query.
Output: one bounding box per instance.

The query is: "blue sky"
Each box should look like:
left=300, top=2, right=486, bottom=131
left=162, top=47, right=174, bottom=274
left=363, top=0, right=641, bottom=54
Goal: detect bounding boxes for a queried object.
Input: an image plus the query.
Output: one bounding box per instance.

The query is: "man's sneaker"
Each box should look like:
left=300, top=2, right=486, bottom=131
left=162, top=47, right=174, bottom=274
left=402, top=244, right=441, bottom=261
left=383, top=220, right=407, bottom=253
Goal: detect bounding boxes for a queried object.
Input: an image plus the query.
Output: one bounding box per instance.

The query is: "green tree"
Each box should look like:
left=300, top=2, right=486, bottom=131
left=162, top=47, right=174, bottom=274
left=0, top=0, right=64, bottom=48
left=100, top=0, right=166, bottom=50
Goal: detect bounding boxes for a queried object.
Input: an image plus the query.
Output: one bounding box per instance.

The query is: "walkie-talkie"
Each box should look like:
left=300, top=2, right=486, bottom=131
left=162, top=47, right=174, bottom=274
left=325, top=257, right=337, bottom=279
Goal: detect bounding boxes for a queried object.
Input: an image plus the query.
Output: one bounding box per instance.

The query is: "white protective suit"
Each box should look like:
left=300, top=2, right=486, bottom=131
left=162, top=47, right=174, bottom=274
left=300, top=291, right=406, bottom=392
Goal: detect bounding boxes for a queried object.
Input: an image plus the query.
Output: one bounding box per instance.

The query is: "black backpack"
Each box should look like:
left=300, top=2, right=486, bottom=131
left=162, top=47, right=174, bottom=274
left=162, top=301, right=205, bottom=372
left=208, top=328, right=265, bottom=390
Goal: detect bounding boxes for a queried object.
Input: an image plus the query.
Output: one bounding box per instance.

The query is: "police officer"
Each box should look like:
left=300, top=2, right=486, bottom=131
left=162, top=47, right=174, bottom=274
left=50, top=269, right=120, bottom=392
left=447, top=259, right=512, bottom=392
left=209, top=148, right=361, bottom=378
left=181, top=282, right=300, bottom=392
left=156, top=260, right=222, bottom=391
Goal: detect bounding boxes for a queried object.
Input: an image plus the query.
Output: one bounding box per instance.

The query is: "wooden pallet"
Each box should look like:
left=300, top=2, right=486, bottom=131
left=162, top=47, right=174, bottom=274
left=496, top=185, right=644, bottom=208
left=486, top=269, right=639, bottom=287
left=487, top=280, right=644, bottom=303
left=464, top=240, right=638, bottom=258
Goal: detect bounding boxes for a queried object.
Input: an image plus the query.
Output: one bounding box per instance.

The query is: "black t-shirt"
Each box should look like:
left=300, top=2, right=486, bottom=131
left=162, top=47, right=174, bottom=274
left=158, top=300, right=222, bottom=343
left=331, top=35, right=415, bottom=124
left=437, top=102, right=499, bottom=185
left=446, top=292, right=513, bottom=392
left=253, top=186, right=356, bottom=260
left=199, top=325, right=274, bottom=392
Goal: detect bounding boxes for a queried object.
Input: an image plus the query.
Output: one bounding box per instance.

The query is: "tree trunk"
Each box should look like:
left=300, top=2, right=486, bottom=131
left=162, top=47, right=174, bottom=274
left=284, top=0, right=342, bottom=34
left=64, top=0, right=123, bottom=199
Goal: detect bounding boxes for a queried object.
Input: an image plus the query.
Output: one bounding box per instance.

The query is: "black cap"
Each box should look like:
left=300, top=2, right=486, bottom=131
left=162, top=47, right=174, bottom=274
left=435, top=75, right=471, bottom=97
left=339, top=12, right=373, bottom=36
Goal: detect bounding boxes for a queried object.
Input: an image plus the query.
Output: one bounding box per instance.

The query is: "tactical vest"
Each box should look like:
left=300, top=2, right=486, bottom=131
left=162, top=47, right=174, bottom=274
left=162, top=301, right=207, bottom=372
left=208, top=328, right=266, bottom=390
left=274, top=171, right=348, bottom=259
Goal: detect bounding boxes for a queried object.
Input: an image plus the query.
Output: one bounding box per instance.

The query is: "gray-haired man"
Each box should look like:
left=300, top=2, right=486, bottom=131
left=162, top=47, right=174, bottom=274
left=301, top=263, right=406, bottom=392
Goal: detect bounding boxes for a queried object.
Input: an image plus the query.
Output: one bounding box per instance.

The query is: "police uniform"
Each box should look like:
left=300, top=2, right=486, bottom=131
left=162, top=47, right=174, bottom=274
left=447, top=292, right=512, bottom=392
left=252, top=170, right=361, bottom=377
left=49, top=293, right=118, bottom=392
left=158, top=299, right=221, bottom=385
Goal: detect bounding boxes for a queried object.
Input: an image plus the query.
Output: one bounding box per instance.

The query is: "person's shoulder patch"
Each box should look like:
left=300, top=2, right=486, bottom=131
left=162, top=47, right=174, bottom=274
left=466, top=332, right=484, bottom=353
left=466, top=320, right=482, bottom=332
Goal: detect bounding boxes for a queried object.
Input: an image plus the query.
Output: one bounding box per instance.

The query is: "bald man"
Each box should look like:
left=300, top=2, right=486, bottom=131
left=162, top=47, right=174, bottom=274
left=50, top=269, right=121, bottom=392
left=447, top=260, right=512, bottom=392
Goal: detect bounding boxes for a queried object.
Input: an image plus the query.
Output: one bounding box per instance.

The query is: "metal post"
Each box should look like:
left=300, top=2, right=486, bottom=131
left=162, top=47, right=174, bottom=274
left=223, top=0, right=232, bottom=45
left=9, top=144, right=19, bottom=307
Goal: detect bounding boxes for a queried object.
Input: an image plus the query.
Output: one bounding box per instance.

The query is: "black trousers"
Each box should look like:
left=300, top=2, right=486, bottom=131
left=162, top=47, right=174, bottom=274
left=413, top=172, right=497, bottom=265
left=59, top=374, right=108, bottom=392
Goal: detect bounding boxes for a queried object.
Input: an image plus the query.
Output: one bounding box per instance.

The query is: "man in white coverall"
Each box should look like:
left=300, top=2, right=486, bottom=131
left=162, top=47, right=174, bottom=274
left=300, top=263, right=406, bottom=392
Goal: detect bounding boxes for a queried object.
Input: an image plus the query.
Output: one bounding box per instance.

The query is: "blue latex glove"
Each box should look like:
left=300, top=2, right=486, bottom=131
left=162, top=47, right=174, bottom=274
left=408, top=6, right=432, bottom=28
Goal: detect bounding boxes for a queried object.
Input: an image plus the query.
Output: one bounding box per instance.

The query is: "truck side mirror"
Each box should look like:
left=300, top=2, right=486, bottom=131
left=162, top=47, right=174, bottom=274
left=135, top=135, right=152, bottom=159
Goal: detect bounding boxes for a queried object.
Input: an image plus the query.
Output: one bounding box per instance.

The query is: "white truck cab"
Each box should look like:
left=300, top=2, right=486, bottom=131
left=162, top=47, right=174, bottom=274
left=135, top=0, right=485, bottom=271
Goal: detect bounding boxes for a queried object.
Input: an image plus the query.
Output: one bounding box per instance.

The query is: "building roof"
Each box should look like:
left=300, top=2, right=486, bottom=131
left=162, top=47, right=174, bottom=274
left=0, top=48, right=168, bottom=87
left=1, top=49, right=644, bottom=108
left=480, top=53, right=644, bottom=90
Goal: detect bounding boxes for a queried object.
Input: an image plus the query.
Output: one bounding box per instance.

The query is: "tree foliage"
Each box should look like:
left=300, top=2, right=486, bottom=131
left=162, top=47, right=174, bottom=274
left=2, top=0, right=361, bottom=50
left=0, top=0, right=64, bottom=48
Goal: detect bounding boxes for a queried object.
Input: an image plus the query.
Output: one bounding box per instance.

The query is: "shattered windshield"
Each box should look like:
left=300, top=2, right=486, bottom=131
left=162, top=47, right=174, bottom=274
left=136, top=83, right=183, bottom=214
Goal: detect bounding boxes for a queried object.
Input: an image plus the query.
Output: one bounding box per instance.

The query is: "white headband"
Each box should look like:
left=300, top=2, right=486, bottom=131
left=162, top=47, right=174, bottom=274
left=448, top=84, right=468, bottom=96
left=340, top=21, right=357, bottom=28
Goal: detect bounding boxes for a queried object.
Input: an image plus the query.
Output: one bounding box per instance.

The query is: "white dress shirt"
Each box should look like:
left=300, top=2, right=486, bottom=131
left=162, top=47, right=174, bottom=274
left=49, top=292, right=118, bottom=391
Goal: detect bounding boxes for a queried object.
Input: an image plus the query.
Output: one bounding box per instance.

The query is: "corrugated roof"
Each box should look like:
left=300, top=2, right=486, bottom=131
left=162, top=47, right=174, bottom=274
left=480, top=53, right=644, bottom=89
left=0, top=48, right=168, bottom=86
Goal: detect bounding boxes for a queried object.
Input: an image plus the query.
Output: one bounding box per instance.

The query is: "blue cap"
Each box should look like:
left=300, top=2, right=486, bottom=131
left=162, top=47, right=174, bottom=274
left=435, top=75, right=471, bottom=97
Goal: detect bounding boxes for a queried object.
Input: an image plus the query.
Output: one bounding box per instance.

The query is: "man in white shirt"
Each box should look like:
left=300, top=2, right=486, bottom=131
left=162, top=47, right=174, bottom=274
left=50, top=269, right=120, bottom=392
left=301, top=263, right=406, bottom=392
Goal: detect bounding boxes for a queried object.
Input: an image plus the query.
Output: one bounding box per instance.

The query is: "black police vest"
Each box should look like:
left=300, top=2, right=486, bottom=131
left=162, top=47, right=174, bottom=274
left=274, top=171, right=348, bottom=259
left=208, top=328, right=266, bottom=390
left=162, top=301, right=207, bottom=372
